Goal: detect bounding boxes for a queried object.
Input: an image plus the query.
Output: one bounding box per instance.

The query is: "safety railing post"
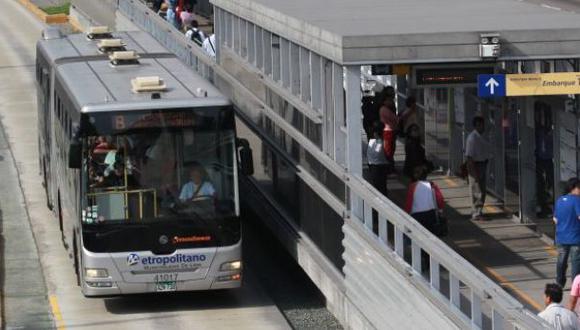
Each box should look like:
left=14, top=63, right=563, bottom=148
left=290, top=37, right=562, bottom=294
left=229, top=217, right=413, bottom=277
left=378, top=215, right=387, bottom=245
left=363, top=202, right=372, bottom=231
left=394, top=227, right=404, bottom=258
left=471, top=292, right=483, bottom=329
left=450, top=274, right=461, bottom=309
left=411, top=240, right=422, bottom=273
left=430, top=257, right=440, bottom=291
left=492, top=309, right=505, bottom=330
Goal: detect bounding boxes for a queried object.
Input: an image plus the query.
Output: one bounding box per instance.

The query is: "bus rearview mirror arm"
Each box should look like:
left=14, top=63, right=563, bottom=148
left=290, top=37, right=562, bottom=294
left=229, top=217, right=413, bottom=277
left=68, top=125, right=82, bottom=169
left=68, top=141, right=82, bottom=169
left=236, top=138, right=254, bottom=176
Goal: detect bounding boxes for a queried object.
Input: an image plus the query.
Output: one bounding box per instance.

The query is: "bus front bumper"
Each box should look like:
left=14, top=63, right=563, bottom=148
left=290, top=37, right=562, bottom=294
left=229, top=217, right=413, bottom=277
left=82, top=275, right=242, bottom=297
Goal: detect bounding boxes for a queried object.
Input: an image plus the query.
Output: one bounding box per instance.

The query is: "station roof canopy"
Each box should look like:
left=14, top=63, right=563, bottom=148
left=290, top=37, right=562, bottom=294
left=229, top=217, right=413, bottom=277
left=212, top=0, right=580, bottom=65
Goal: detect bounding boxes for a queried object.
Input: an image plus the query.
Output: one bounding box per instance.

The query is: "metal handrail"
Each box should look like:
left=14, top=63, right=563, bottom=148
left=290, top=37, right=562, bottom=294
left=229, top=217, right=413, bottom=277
left=115, top=1, right=550, bottom=328
left=88, top=188, right=158, bottom=220
left=348, top=174, right=549, bottom=329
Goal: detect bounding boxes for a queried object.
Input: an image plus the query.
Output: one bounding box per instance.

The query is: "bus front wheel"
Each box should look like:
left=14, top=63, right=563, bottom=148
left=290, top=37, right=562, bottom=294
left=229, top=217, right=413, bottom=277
left=73, top=235, right=80, bottom=286
left=43, top=160, right=53, bottom=210
left=57, top=194, right=64, bottom=235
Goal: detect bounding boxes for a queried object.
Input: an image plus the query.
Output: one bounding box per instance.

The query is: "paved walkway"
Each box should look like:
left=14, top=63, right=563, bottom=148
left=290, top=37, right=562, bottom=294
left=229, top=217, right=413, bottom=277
left=383, top=144, right=558, bottom=312
left=1, top=93, right=53, bottom=329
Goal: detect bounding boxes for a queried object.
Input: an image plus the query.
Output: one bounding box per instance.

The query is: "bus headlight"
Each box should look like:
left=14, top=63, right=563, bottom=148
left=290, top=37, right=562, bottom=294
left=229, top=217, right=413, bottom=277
left=220, top=261, right=242, bottom=271
left=85, top=268, right=109, bottom=278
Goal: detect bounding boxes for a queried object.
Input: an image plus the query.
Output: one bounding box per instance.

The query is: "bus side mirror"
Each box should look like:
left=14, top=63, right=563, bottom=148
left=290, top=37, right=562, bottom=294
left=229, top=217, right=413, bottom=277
left=68, top=141, right=82, bottom=169
left=237, top=138, right=254, bottom=176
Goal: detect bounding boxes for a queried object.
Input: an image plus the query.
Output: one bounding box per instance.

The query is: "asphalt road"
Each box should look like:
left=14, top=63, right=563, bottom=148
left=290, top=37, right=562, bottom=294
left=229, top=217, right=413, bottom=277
left=0, top=1, right=291, bottom=329
left=523, top=0, right=580, bottom=12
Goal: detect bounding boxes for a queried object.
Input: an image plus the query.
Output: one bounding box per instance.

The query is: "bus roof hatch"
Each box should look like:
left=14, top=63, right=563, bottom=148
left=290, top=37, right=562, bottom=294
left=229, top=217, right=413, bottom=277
left=110, top=50, right=140, bottom=66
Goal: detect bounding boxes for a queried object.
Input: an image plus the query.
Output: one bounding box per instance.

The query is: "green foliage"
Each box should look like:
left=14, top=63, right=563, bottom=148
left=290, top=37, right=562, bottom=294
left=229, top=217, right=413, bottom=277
left=41, top=2, right=71, bottom=15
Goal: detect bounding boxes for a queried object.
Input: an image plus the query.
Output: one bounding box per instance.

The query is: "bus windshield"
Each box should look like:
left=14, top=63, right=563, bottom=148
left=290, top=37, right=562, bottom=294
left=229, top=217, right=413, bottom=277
left=81, top=109, right=237, bottom=228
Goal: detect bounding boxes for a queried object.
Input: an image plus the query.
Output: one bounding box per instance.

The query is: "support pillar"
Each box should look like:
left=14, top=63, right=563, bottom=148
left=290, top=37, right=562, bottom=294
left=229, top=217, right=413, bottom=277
left=345, top=65, right=363, bottom=219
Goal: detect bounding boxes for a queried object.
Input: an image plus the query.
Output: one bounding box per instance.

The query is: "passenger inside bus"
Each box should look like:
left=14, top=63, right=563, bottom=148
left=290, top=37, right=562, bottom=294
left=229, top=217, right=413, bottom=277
left=90, top=158, right=125, bottom=188
left=84, top=126, right=234, bottom=222
left=92, top=136, right=114, bottom=154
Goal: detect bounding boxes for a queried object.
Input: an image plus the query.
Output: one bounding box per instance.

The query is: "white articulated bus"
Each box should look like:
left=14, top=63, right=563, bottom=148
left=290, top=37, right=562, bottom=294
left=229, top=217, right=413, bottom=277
left=36, top=27, right=253, bottom=296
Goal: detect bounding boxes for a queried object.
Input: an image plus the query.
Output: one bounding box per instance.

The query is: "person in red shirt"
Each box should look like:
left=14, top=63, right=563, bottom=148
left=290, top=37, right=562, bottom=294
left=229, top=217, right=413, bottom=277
left=404, top=165, right=444, bottom=234
left=376, top=91, right=398, bottom=172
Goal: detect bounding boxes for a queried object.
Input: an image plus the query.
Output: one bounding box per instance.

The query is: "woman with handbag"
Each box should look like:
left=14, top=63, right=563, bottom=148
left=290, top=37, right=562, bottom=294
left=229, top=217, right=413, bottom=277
left=404, top=165, right=445, bottom=235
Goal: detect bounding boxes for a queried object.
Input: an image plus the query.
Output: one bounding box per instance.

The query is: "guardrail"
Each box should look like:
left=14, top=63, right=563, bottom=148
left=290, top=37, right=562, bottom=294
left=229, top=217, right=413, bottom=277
left=115, top=0, right=550, bottom=328
left=349, top=175, right=549, bottom=329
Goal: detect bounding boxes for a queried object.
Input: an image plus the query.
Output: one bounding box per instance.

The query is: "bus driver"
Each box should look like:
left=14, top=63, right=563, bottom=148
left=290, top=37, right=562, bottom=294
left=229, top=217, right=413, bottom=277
left=179, top=164, right=216, bottom=202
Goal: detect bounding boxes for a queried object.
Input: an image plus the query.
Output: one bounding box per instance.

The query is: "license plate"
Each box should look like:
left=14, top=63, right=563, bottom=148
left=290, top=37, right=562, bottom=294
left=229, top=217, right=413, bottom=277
left=155, top=281, right=176, bottom=292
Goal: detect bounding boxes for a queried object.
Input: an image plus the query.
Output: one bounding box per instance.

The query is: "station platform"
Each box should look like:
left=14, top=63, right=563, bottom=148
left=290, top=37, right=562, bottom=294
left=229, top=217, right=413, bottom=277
left=381, top=144, right=561, bottom=313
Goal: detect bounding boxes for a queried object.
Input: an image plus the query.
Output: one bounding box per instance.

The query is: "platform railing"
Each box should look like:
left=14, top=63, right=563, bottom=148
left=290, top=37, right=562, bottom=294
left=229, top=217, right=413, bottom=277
left=348, top=175, right=549, bottom=329
left=115, top=0, right=550, bottom=328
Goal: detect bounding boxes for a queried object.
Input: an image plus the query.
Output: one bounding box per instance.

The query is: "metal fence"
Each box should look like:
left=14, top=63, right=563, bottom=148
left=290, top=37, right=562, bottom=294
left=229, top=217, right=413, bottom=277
left=115, top=0, right=550, bottom=328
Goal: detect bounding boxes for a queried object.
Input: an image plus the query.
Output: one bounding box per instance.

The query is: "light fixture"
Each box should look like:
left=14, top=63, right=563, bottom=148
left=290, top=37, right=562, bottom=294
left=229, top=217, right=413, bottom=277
left=479, top=33, right=501, bottom=59
left=220, top=260, right=242, bottom=271
left=85, top=268, right=109, bottom=278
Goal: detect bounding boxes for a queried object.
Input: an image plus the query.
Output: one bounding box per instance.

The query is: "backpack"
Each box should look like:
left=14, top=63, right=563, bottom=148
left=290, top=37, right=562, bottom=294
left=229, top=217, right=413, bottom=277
left=189, top=28, right=203, bottom=46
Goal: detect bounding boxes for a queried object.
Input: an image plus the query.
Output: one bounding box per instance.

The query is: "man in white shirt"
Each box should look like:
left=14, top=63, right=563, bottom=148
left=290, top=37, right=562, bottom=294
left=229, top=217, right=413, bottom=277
left=465, top=116, right=492, bottom=221
left=367, top=121, right=388, bottom=196
left=185, top=20, right=206, bottom=46
left=538, top=283, right=580, bottom=329
left=202, top=33, right=216, bottom=60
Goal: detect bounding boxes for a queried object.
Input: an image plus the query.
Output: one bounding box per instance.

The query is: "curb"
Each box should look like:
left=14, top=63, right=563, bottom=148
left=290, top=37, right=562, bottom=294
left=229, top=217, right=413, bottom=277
left=17, top=0, right=68, bottom=24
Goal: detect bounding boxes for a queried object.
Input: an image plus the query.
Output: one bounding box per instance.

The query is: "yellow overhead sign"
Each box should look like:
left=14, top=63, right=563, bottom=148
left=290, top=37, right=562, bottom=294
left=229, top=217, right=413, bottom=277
left=393, top=64, right=410, bottom=76
left=506, top=72, right=580, bottom=96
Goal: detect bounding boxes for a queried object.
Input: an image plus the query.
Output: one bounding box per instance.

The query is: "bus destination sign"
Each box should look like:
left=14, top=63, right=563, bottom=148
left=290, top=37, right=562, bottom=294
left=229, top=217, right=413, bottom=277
left=113, top=112, right=196, bottom=130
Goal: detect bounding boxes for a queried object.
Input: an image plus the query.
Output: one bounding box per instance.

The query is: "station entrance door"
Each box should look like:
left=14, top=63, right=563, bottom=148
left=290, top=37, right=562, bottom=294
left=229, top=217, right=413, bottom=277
left=527, top=96, right=575, bottom=238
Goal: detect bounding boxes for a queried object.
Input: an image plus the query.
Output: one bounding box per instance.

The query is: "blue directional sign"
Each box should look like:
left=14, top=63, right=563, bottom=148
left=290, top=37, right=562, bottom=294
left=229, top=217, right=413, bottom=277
left=477, top=74, right=506, bottom=98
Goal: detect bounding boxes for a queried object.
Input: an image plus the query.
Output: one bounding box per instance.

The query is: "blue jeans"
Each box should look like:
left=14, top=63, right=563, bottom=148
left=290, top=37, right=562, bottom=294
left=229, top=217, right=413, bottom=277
left=556, top=244, right=580, bottom=287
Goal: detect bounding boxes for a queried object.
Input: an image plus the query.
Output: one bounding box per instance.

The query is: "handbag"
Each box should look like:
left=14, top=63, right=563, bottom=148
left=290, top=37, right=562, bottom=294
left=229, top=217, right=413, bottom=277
left=430, top=182, right=449, bottom=237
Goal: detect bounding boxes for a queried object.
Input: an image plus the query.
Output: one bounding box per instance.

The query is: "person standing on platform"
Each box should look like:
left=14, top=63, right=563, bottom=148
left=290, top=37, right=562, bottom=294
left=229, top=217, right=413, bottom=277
left=367, top=121, right=388, bottom=196
left=180, top=4, right=195, bottom=31
left=465, top=116, right=492, bottom=221
left=157, top=2, right=169, bottom=19
left=166, top=1, right=180, bottom=30
left=404, top=124, right=429, bottom=179
left=554, top=178, right=580, bottom=288
left=535, top=106, right=554, bottom=217
left=399, top=96, right=419, bottom=137
left=404, top=165, right=444, bottom=234
left=185, top=20, right=206, bottom=46
left=568, top=275, right=580, bottom=318
left=377, top=91, right=398, bottom=174
left=538, top=283, right=579, bottom=329
left=202, top=33, right=216, bottom=59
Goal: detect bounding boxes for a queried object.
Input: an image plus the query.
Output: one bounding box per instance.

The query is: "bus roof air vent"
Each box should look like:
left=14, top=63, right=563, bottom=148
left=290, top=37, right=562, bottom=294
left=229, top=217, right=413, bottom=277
left=131, top=76, right=167, bottom=93
left=98, top=39, right=126, bottom=54
left=87, top=26, right=113, bottom=40
left=110, top=51, right=140, bottom=66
